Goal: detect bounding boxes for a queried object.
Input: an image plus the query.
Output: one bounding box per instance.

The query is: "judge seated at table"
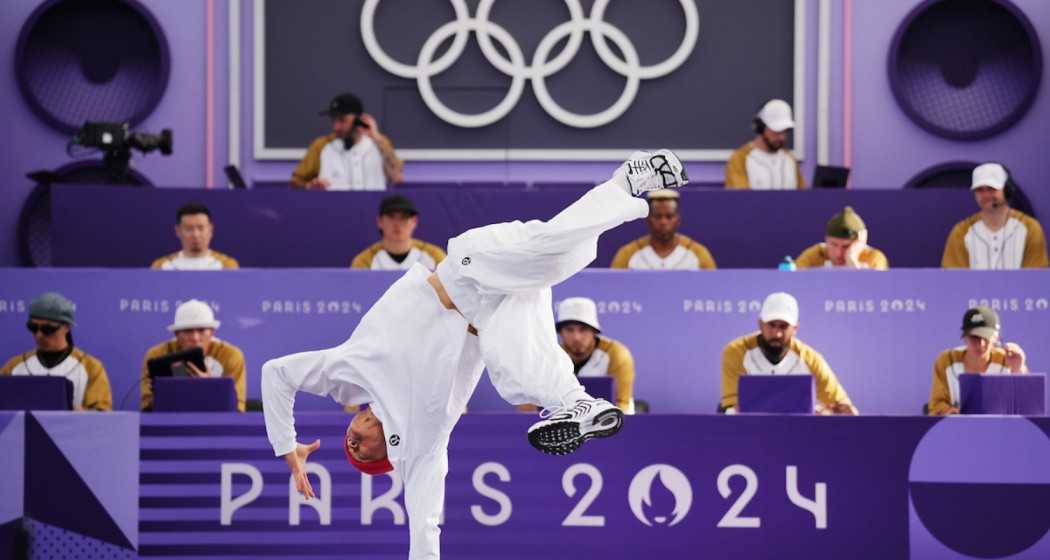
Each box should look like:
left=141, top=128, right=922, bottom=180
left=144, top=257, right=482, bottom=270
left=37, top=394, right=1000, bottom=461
left=719, top=292, right=857, bottom=415
left=140, top=300, right=246, bottom=412
left=927, top=306, right=1028, bottom=415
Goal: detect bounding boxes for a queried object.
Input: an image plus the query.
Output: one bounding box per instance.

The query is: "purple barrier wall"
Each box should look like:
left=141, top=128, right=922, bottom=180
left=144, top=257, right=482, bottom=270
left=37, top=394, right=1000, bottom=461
left=48, top=185, right=981, bottom=269
left=0, top=411, right=139, bottom=559
left=135, top=412, right=1050, bottom=559
left=1, top=269, right=1048, bottom=415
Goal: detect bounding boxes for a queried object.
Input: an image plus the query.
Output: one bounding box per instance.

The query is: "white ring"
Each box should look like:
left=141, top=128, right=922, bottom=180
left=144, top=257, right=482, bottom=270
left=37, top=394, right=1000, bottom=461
left=360, top=0, right=472, bottom=79
left=589, top=0, right=699, bottom=80
left=531, top=19, right=641, bottom=129
left=360, top=0, right=699, bottom=128
left=416, top=19, right=527, bottom=128
left=474, top=0, right=587, bottom=80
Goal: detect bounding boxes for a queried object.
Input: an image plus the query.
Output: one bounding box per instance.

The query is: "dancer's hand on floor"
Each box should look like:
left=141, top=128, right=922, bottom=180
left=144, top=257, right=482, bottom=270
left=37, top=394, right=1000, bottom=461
left=284, top=439, right=321, bottom=500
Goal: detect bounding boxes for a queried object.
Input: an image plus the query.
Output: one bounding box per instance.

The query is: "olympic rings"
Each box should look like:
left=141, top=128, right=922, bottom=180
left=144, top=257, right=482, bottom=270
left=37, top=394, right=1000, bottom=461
left=360, top=0, right=699, bottom=129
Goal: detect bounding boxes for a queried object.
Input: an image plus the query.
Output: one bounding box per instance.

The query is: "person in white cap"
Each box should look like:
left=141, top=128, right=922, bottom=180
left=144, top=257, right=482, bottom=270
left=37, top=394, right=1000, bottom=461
left=719, top=292, right=856, bottom=415
left=139, top=299, right=246, bottom=411
left=942, top=162, right=1048, bottom=269
left=261, top=150, right=688, bottom=559
left=725, top=99, right=806, bottom=190
left=518, top=297, right=637, bottom=413
left=610, top=189, right=717, bottom=270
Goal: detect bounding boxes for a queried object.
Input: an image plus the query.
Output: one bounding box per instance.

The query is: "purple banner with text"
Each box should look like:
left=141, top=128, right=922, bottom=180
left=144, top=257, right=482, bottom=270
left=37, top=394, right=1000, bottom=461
left=1, top=269, right=1048, bottom=414
left=137, top=413, right=1050, bottom=559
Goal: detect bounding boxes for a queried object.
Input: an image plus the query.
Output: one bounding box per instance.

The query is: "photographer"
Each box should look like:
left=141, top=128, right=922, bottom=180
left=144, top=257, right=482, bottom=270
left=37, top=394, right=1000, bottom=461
left=291, top=92, right=403, bottom=190
left=139, top=300, right=246, bottom=411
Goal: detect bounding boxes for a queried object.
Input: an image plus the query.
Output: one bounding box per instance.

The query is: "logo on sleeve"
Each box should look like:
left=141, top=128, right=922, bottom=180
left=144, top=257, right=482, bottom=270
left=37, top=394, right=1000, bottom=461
left=461, top=257, right=471, bottom=266
left=388, top=434, right=400, bottom=446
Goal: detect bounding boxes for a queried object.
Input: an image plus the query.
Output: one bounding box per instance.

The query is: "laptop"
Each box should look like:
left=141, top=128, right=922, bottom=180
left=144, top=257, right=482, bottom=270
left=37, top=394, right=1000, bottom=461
left=959, top=373, right=1046, bottom=415
left=0, top=377, right=74, bottom=410
left=152, top=377, right=238, bottom=412
left=580, top=376, right=615, bottom=403
left=812, top=165, right=850, bottom=188
left=738, top=375, right=814, bottom=414
left=224, top=164, right=248, bottom=189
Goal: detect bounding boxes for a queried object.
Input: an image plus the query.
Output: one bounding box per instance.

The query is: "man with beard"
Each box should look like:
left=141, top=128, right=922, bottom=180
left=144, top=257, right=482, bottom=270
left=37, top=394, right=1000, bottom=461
left=941, top=162, right=1048, bottom=269
left=725, top=99, right=806, bottom=189
left=291, top=92, right=403, bottom=190
left=719, top=292, right=856, bottom=415
left=610, top=190, right=716, bottom=269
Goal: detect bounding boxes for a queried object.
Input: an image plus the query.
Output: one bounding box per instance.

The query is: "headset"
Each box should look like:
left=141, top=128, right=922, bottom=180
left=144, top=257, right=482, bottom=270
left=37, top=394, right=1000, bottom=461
left=752, top=116, right=766, bottom=135
left=981, top=161, right=1018, bottom=208
left=1002, top=168, right=1018, bottom=204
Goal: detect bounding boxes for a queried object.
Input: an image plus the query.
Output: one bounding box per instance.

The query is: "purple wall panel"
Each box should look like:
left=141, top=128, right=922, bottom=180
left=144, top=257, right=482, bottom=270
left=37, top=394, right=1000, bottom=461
left=135, top=413, right=1050, bottom=559
left=1, top=268, right=1048, bottom=416
left=0, top=413, right=25, bottom=525
left=47, top=186, right=980, bottom=269
left=1, top=0, right=215, bottom=266
left=851, top=0, right=1050, bottom=211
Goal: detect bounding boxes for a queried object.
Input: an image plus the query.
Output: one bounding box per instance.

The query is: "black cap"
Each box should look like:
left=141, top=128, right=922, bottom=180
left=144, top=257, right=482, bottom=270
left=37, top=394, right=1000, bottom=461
left=379, top=195, right=417, bottom=216
left=320, top=93, right=364, bottom=118
left=962, top=306, right=1000, bottom=339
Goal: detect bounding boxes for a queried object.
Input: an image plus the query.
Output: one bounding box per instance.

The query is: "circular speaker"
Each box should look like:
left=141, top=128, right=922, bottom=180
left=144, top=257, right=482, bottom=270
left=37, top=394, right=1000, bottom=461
left=15, top=0, right=171, bottom=134
left=18, top=160, right=151, bottom=267
left=905, top=160, right=1036, bottom=218
left=888, top=0, right=1042, bottom=140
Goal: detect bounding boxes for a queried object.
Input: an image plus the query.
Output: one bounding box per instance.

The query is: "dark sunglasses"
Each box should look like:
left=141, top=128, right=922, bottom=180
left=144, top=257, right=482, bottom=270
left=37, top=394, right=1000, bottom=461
left=26, top=322, right=61, bottom=335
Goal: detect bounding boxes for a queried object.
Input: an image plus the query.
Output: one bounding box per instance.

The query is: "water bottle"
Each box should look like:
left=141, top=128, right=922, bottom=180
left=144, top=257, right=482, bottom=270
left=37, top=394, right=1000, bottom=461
left=778, top=256, right=796, bottom=271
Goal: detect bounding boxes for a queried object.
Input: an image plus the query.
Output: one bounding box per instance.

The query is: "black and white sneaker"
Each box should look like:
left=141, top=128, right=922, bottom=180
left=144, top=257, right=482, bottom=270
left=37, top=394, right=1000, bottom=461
left=527, top=398, right=624, bottom=455
left=618, top=149, right=689, bottom=196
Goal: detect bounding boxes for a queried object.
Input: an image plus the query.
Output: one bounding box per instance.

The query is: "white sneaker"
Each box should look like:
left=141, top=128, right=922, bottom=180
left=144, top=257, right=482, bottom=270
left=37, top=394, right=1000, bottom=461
left=527, top=398, right=624, bottom=455
left=618, top=149, right=689, bottom=196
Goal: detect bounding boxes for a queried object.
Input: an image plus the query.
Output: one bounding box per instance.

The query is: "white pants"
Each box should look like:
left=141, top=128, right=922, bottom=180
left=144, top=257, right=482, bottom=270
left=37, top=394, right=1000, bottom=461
left=440, top=179, right=649, bottom=408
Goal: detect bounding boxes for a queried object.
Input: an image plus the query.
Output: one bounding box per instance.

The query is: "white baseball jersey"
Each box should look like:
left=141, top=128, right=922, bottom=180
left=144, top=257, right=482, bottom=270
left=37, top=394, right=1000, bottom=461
left=319, top=136, right=386, bottom=191
left=964, top=218, right=1029, bottom=270
left=627, top=244, right=701, bottom=269
left=745, top=148, right=799, bottom=190
left=370, top=247, right=437, bottom=271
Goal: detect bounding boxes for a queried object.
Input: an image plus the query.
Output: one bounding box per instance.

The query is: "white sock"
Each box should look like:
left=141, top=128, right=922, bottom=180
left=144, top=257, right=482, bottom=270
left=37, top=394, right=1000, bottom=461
left=608, top=166, right=633, bottom=195
left=562, top=387, right=591, bottom=404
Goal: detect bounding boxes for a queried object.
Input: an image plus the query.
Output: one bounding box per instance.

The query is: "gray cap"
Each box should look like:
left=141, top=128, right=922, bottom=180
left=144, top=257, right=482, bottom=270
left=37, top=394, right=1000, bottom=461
left=29, top=292, right=76, bottom=326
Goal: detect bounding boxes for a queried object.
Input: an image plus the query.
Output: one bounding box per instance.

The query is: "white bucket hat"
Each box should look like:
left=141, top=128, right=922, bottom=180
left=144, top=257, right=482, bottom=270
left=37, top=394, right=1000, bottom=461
left=168, top=299, right=221, bottom=332
left=556, top=297, right=601, bottom=332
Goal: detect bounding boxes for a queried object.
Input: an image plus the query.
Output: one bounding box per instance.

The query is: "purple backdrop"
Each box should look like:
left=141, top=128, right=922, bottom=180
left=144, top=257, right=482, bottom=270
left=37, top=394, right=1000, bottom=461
left=0, top=411, right=139, bottom=558
left=1, top=268, right=1048, bottom=416
left=4, top=0, right=1050, bottom=267
left=48, top=185, right=979, bottom=269
left=133, top=413, right=1050, bottom=559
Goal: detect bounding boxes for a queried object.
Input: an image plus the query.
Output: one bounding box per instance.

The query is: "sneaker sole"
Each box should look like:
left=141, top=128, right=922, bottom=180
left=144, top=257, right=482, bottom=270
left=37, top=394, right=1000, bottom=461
left=527, top=408, right=624, bottom=456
